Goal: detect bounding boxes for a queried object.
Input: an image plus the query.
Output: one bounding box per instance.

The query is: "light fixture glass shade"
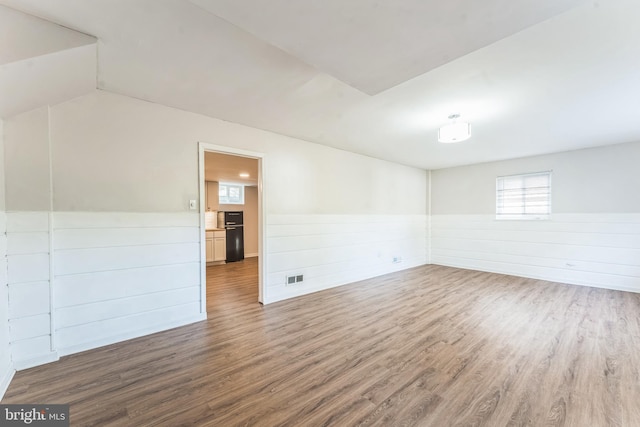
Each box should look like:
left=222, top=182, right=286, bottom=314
left=438, top=122, right=471, bottom=143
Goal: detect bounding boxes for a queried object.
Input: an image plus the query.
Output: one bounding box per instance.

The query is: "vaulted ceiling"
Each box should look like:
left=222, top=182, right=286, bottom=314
left=3, top=0, right=640, bottom=169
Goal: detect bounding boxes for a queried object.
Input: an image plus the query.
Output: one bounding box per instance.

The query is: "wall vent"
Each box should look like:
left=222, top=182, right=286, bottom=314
left=286, top=274, right=304, bottom=285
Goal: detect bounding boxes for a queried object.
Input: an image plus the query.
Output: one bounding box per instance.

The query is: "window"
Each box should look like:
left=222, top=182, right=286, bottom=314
left=219, top=183, right=244, bottom=204
left=496, top=171, right=551, bottom=220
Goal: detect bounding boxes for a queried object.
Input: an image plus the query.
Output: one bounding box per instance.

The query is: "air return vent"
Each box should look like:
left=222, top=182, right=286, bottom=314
left=286, top=274, right=304, bottom=286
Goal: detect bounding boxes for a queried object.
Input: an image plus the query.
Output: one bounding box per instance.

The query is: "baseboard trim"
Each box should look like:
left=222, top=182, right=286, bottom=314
left=58, top=313, right=207, bottom=357
left=245, top=253, right=258, bottom=258
left=0, top=363, right=15, bottom=400
left=13, top=352, right=59, bottom=371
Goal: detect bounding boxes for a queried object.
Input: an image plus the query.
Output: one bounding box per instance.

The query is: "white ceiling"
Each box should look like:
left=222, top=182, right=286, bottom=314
left=2, top=0, right=640, bottom=169
left=0, top=4, right=94, bottom=65
left=190, top=0, right=583, bottom=95
left=0, top=5, right=96, bottom=117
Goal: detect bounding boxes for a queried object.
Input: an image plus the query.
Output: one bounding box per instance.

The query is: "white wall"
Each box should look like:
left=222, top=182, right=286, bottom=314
left=50, top=90, right=427, bottom=215
left=4, top=107, right=50, bottom=211
left=6, top=212, right=54, bottom=368
left=0, top=119, right=15, bottom=399
left=3, top=108, right=57, bottom=369
left=431, top=141, right=640, bottom=293
left=52, top=212, right=202, bottom=356
left=2, top=89, right=428, bottom=363
left=266, top=213, right=427, bottom=303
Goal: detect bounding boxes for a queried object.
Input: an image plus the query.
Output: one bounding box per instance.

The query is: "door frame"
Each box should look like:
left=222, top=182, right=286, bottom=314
left=198, top=142, right=267, bottom=309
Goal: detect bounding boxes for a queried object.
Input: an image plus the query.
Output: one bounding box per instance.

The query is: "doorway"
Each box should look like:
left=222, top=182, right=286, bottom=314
left=198, top=143, right=266, bottom=313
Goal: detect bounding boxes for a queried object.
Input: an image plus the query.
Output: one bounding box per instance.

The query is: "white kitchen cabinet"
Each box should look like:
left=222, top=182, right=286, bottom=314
left=206, top=230, right=226, bottom=264
left=206, top=232, right=215, bottom=262
left=205, top=181, right=219, bottom=212
left=214, top=233, right=226, bottom=262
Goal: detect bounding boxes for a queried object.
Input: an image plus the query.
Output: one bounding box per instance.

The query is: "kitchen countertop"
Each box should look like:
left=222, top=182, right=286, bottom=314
left=206, top=228, right=225, bottom=232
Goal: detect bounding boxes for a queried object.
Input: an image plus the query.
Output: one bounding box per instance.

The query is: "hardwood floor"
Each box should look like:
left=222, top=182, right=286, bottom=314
left=206, top=257, right=260, bottom=313
left=3, top=261, right=640, bottom=426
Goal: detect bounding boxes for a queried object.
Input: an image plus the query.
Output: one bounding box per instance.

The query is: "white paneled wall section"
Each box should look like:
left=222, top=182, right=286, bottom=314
left=52, top=212, right=204, bottom=356
left=6, top=212, right=55, bottom=369
left=0, top=212, right=14, bottom=397
left=265, top=214, right=428, bottom=303
left=4, top=211, right=428, bottom=360
left=431, top=214, right=640, bottom=293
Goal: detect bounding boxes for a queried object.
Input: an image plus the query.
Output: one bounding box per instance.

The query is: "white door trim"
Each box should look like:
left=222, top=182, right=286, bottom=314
left=198, top=142, right=267, bottom=309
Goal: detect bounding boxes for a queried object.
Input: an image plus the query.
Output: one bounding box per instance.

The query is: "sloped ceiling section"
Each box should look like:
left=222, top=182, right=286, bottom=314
left=189, top=0, right=585, bottom=95
left=0, top=4, right=94, bottom=65
left=0, top=5, right=96, bottom=118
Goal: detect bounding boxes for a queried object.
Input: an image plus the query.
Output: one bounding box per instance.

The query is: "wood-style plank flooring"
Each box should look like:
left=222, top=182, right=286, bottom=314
left=4, top=259, right=640, bottom=426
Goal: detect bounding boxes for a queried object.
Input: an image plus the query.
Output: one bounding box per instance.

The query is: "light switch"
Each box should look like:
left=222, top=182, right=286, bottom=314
left=189, top=200, right=197, bottom=210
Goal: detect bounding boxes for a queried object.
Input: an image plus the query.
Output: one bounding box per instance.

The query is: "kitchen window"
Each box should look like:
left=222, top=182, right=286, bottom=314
left=496, top=171, right=551, bottom=220
left=219, top=183, right=244, bottom=204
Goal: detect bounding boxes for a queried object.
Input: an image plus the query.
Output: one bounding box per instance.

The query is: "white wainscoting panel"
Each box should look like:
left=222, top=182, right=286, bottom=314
left=6, top=212, right=55, bottom=369
left=7, top=253, right=49, bottom=284
left=7, top=282, right=50, bottom=319
left=431, top=214, right=640, bottom=293
left=264, top=214, right=428, bottom=303
left=10, top=335, right=58, bottom=369
left=56, top=303, right=202, bottom=355
left=0, top=211, right=15, bottom=399
left=6, top=212, right=48, bottom=233
left=9, top=314, right=51, bottom=342
left=52, top=212, right=205, bottom=355
left=56, top=263, right=200, bottom=307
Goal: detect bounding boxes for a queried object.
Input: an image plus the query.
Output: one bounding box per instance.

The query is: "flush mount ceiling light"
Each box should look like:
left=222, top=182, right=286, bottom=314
left=438, top=114, right=471, bottom=143
left=239, top=172, right=250, bottom=178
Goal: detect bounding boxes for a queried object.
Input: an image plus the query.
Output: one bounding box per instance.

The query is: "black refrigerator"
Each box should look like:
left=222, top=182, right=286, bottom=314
left=223, top=211, right=244, bottom=262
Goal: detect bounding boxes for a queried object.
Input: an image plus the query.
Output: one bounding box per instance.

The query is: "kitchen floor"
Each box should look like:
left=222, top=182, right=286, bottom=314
left=206, top=257, right=259, bottom=313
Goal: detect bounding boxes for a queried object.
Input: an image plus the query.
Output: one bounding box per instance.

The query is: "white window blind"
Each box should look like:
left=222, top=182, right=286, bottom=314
left=496, top=171, right=551, bottom=220
left=219, top=183, right=244, bottom=204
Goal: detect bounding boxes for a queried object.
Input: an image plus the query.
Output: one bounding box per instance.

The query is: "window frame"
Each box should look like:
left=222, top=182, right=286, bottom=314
left=219, top=182, right=245, bottom=205
left=496, top=171, right=552, bottom=221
